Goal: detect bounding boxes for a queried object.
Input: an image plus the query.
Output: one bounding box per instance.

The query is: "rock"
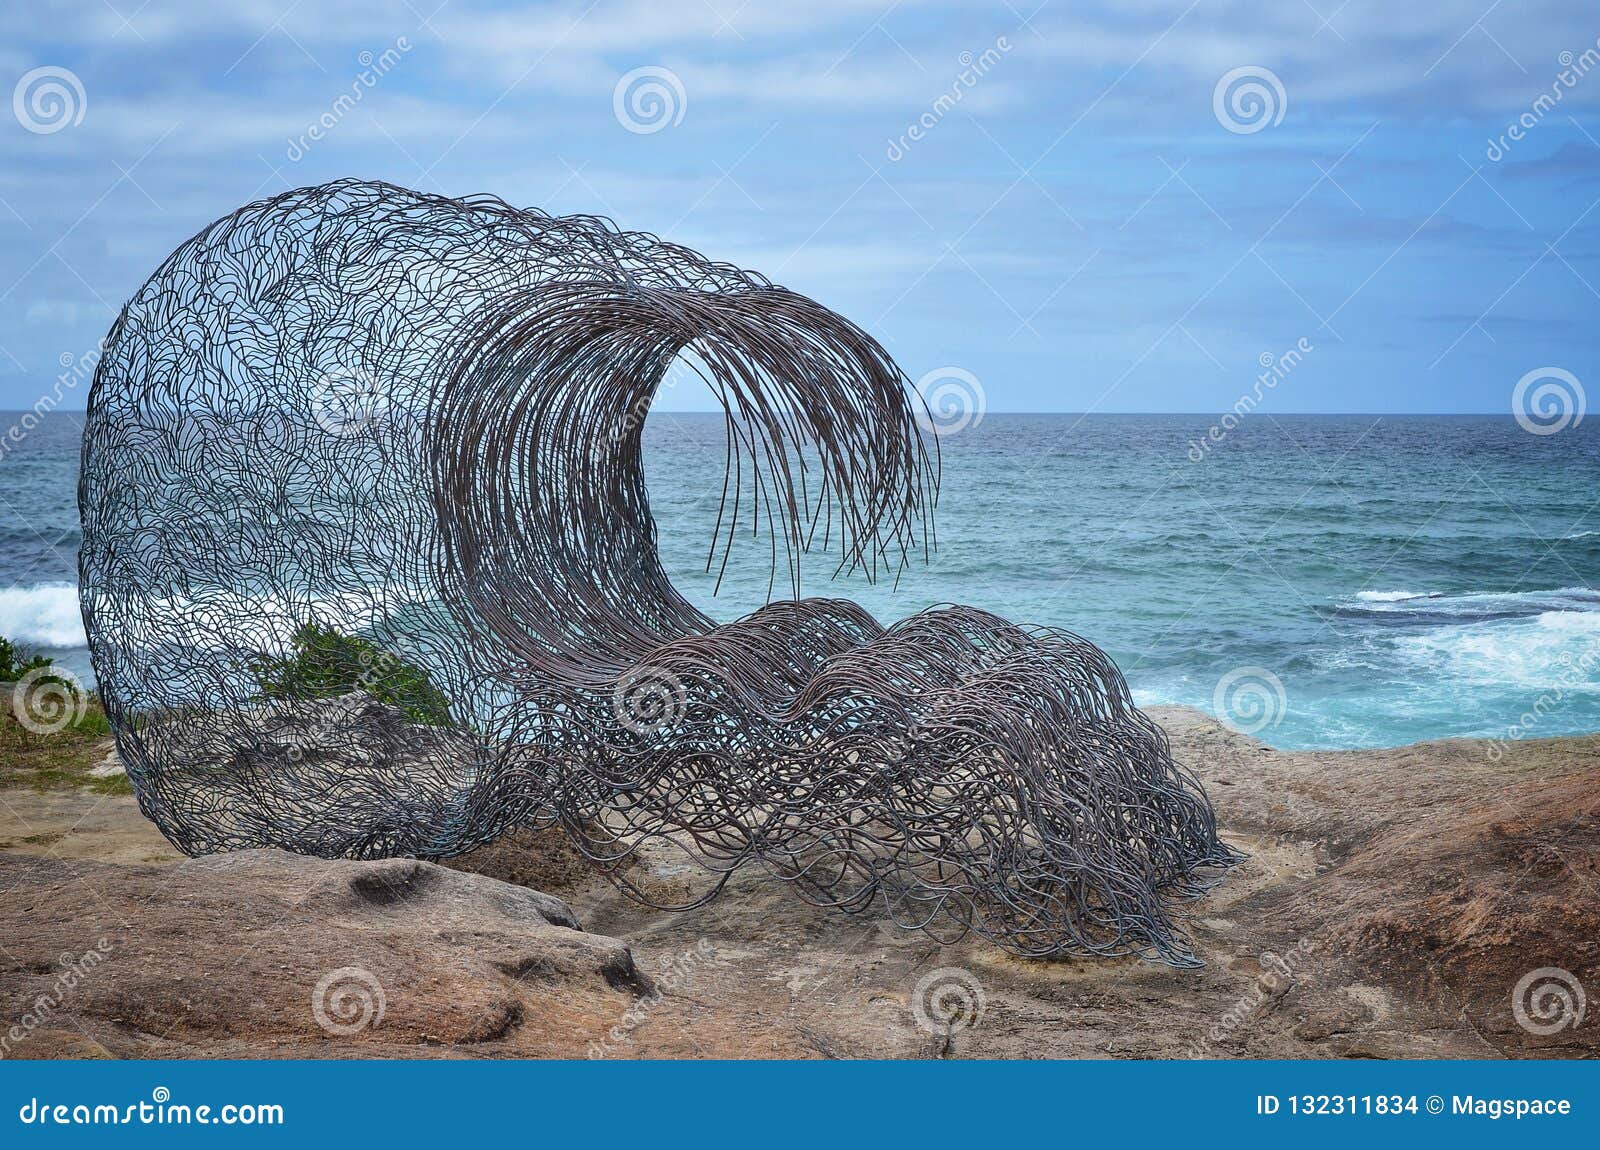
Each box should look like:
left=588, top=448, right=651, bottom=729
left=3, top=706, right=1597, bottom=1059
left=1310, top=763, right=1600, bottom=1056
left=127, top=692, right=494, bottom=857
left=0, top=849, right=681, bottom=1058
left=460, top=707, right=1600, bottom=1060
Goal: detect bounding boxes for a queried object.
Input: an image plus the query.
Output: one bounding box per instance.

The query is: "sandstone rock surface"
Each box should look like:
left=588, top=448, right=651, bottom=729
left=2, top=707, right=1595, bottom=1058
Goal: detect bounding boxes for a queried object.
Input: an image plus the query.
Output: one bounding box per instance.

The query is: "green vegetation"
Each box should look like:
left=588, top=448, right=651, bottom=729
left=0, top=634, right=68, bottom=687
left=0, top=637, right=128, bottom=796
left=1, top=623, right=454, bottom=802
left=250, top=622, right=454, bottom=726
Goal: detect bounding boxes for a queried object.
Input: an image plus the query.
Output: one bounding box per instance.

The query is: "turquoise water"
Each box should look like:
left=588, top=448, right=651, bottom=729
left=643, top=412, right=1600, bottom=750
left=4, top=411, right=1598, bottom=750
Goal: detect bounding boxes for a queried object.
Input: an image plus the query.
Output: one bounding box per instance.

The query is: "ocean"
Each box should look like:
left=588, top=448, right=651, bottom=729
left=4, top=410, right=1597, bottom=751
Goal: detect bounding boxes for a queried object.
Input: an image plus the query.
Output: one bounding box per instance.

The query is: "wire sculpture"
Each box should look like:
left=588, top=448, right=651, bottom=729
left=80, top=179, right=1239, bottom=965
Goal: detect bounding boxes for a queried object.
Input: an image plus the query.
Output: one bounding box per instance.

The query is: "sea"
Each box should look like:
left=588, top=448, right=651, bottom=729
left=4, top=410, right=1598, bottom=752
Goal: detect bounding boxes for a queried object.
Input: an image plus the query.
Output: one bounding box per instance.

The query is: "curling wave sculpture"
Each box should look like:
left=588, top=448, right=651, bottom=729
left=80, top=179, right=1239, bottom=964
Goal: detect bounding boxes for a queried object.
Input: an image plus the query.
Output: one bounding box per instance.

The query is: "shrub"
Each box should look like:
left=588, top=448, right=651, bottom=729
left=0, top=635, right=66, bottom=685
left=0, top=636, right=100, bottom=737
left=250, top=622, right=454, bottom=726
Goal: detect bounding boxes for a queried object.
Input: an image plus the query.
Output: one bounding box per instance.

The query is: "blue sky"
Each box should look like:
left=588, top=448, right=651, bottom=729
left=1, top=0, right=1598, bottom=413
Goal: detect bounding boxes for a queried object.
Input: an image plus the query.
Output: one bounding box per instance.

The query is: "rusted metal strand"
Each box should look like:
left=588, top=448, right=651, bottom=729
left=79, top=179, right=1240, bottom=966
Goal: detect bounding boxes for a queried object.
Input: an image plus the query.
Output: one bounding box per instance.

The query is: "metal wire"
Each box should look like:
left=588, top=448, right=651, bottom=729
left=79, top=179, right=1239, bottom=965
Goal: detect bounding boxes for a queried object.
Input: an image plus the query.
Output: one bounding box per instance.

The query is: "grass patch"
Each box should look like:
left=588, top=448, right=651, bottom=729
left=0, top=695, right=127, bottom=794
left=0, top=638, right=125, bottom=794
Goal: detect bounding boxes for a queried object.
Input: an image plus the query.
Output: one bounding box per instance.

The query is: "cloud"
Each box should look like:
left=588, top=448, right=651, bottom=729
left=1024, top=1, right=1600, bottom=117
left=0, top=0, right=1595, bottom=411
left=1498, top=138, right=1600, bottom=183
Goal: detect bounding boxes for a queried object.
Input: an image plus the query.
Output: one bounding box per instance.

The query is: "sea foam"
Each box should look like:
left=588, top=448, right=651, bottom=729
left=0, top=582, right=86, bottom=649
left=1391, top=604, right=1600, bottom=691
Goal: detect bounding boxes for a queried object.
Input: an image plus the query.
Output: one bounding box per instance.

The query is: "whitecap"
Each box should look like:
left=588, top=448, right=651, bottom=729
left=1336, top=586, right=1600, bottom=625
left=1391, top=608, right=1600, bottom=693
left=0, top=582, right=86, bottom=649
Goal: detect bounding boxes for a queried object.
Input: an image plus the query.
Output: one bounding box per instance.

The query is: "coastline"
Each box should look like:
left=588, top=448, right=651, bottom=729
left=12, top=412, right=1600, bottom=755
left=1, top=705, right=1595, bottom=1059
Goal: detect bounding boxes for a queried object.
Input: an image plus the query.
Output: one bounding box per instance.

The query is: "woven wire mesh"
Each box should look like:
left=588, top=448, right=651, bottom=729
left=79, top=179, right=1239, bottom=964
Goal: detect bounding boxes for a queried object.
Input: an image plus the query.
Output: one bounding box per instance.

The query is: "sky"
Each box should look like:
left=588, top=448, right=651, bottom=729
left=1, top=0, right=1598, bottom=414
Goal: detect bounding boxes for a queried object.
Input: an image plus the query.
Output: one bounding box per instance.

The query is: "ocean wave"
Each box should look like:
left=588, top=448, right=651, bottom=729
left=1327, top=586, right=1600, bottom=626
left=0, top=582, right=86, bottom=649
left=0, top=579, right=441, bottom=657
left=1391, top=608, right=1600, bottom=692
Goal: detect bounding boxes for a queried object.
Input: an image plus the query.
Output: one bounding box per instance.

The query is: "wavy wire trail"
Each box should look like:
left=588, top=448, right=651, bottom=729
left=79, top=179, right=1239, bottom=965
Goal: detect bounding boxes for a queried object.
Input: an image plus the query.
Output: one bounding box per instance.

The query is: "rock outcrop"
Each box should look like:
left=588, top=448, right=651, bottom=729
left=0, top=850, right=659, bottom=1058
left=2, top=707, right=1596, bottom=1059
